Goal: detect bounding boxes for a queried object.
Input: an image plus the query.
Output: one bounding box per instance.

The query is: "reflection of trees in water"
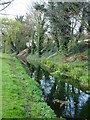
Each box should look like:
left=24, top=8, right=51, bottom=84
left=35, top=65, right=42, bottom=83
left=79, top=97, right=90, bottom=118
left=27, top=63, right=90, bottom=119
left=35, top=66, right=50, bottom=83
left=43, top=69, right=50, bottom=80
left=46, top=79, right=89, bottom=118
left=46, top=80, right=66, bottom=117
left=63, top=83, right=85, bottom=118
left=47, top=79, right=57, bottom=101
left=64, top=84, right=80, bottom=118
left=27, top=63, right=35, bottom=77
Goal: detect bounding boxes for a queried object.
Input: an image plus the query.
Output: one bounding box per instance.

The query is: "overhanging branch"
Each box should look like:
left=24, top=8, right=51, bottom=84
left=0, top=0, right=14, bottom=11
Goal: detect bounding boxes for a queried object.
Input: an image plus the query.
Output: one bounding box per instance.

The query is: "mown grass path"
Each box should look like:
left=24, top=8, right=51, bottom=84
left=1, top=53, right=62, bottom=119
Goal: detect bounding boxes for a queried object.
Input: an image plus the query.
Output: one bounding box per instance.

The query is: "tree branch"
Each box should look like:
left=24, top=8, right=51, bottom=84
left=0, top=0, right=14, bottom=11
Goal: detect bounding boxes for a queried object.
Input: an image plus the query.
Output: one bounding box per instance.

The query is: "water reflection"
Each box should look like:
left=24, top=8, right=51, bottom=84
left=28, top=64, right=90, bottom=119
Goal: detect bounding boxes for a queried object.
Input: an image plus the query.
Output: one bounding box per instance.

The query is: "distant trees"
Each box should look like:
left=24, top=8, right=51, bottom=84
left=1, top=1, right=90, bottom=56
left=85, top=3, right=90, bottom=32
left=1, top=18, right=21, bottom=53
left=29, top=3, right=46, bottom=57
left=46, top=2, right=90, bottom=52
left=46, top=2, right=73, bottom=51
left=0, top=17, right=32, bottom=53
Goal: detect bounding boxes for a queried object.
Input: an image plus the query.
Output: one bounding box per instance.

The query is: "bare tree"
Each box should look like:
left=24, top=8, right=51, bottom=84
left=0, top=0, right=14, bottom=11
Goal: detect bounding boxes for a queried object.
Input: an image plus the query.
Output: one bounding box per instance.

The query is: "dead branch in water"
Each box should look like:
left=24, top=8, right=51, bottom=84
left=53, top=99, right=76, bottom=108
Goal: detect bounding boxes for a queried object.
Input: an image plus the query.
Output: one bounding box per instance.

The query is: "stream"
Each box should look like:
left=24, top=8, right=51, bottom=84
left=26, top=63, right=90, bottom=119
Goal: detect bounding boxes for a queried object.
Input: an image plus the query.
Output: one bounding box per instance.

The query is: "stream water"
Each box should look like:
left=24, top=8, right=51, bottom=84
left=27, top=63, right=90, bottom=119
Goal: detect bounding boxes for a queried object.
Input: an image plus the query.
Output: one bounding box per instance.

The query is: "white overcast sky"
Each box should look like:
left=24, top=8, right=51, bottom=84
left=0, top=0, right=48, bottom=19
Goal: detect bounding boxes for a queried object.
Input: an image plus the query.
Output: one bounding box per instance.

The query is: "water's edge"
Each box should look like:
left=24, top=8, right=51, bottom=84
left=25, top=63, right=90, bottom=119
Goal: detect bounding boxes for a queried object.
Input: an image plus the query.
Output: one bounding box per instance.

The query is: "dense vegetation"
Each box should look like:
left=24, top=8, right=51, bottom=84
left=27, top=48, right=89, bottom=93
left=1, top=2, right=90, bottom=55
left=1, top=53, right=59, bottom=118
left=0, top=1, right=90, bottom=119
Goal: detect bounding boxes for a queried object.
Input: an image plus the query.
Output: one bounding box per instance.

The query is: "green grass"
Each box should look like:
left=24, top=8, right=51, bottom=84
left=1, top=53, right=58, bottom=118
left=27, top=49, right=90, bottom=93
left=49, top=50, right=89, bottom=92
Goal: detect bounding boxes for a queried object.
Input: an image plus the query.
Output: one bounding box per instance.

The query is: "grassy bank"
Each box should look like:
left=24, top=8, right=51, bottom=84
left=1, top=53, right=59, bottom=119
left=27, top=49, right=90, bottom=93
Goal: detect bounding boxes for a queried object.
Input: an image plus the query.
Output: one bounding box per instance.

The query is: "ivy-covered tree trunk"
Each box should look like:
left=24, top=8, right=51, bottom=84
left=61, top=14, right=71, bottom=52
left=31, top=31, right=35, bottom=55
left=87, top=4, right=90, bottom=32
left=54, top=30, right=59, bottom=51
left=34, top=4, right=46, bottom=58
left=3, top=40, right=5, bottom=53
left=52, top=25, right=60, bottom=51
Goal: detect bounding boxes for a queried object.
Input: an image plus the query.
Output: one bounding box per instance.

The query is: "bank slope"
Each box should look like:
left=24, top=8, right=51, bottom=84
left=1, top=53, right=58, bottom=119
left=27, top=49, right=89, bottom=93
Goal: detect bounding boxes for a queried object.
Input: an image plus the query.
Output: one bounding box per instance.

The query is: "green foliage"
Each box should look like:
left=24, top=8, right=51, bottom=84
left=1, top=18, right=21, bottom=52
left=1, top=53, right=56, bottom=118
left=68, top=40, right=86, bottom=54
left=31, top=102, right=56, bottom=118
left=70, top=67, right=83, bottom=79
left=79, top=75, right=89, bottom=85
left=27, top=48, right=89, bottom=92
left=34, top=3, right=46, bottom=57
left=0, top=17, right=32, bottom=53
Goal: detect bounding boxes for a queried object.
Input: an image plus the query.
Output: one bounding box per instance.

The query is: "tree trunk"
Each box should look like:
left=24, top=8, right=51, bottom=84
left=3, top=40, right=5, bottom=53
